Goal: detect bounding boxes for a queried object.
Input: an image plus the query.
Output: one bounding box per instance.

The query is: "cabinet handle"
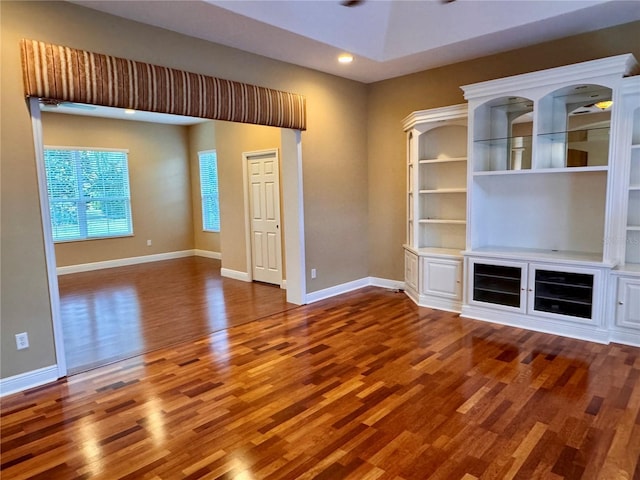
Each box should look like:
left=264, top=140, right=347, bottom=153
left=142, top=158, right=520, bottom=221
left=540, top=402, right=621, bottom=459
left=528, top=289, right=533, bottom=292
left=619, top=301, right=624, bottom=305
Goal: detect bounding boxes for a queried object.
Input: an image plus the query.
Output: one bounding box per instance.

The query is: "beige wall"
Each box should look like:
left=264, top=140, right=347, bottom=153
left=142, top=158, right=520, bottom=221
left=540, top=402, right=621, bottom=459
left=367, top=21, right=640, bottom=281
left=189, top=121, right=221, bottom=254
left=1, top=1, right=369, bottom=378
left=214, top=121, right=283, bottom=274
left=42, top=113, right=194, bottom=266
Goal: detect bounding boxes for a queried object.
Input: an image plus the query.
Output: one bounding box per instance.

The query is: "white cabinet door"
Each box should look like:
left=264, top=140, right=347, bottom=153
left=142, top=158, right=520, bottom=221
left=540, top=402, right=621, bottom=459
left=467, top=258, right=527, bottom=313
left=421, top=257, right=462, bottom=299
left=616, top=276, right=640, bottom=330
left=405, top=250, right=419, bottom=292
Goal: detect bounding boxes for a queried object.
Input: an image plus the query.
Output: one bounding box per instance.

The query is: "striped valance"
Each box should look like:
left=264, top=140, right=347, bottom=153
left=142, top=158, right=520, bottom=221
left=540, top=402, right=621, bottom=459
left=20, top=39, right=307, bottom=130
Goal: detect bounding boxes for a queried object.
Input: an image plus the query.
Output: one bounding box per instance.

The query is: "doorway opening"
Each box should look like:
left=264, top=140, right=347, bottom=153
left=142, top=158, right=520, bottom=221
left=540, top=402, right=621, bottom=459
left=29, top=97, right=307, bottom=378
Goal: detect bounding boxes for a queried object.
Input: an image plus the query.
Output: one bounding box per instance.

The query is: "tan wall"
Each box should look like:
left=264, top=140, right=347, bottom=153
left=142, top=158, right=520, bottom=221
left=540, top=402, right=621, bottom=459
left=189, top=121, right=221, bottom=254
left=367, top=21, right=640, bottom=281
left=0, top=1, right=369, bottom=378
left=214, top=121, right=282, bottom=274
left=42, top=113, right=194, bottom=266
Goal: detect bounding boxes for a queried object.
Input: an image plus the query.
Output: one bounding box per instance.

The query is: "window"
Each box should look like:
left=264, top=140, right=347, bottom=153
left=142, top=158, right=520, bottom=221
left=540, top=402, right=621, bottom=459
left=198, top=150, right=220, bottom=232
left=44, top=147, right=133, bottom=242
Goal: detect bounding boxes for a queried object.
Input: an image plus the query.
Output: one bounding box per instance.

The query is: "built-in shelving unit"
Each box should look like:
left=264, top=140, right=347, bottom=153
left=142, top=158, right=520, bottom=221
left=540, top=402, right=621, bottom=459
left=626, top=113, right=640, bottom=265
left=400, top=56, right=640, bottom=346
left=609, top=75, right=640, bottom=347
left=403, top=105, right=468, bottom=312
left=458, top=54, right=639, bottom=345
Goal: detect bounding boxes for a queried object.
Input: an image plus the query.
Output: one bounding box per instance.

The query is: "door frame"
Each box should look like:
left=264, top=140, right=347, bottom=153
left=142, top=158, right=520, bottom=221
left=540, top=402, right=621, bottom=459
left=28, top=98, right=307, bottom=379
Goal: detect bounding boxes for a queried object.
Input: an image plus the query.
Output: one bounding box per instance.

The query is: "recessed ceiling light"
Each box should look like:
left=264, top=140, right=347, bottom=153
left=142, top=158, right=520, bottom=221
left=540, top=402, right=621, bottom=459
left=124, top=109, right=135, bottom=115
left=338, top=54, right=353, bottom=64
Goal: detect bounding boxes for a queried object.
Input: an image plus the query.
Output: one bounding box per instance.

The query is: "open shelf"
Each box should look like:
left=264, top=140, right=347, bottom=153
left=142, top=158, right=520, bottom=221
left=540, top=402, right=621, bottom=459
left=419, top=157, right=466, bottom=164
left=419, top=188, right=466, bottom=194
left=412, top=246, right=464, bottom=258
left=419, top=219, right=466, bottom=225
left=467, top=246, right=606, bottom=267
left=406, top=108, right=467, bottom=254
left=472, top=166, right=608, bottom=177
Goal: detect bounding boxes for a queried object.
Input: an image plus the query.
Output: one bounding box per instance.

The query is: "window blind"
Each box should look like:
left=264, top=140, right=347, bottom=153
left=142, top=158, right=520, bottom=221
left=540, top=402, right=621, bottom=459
left=44, top=148, right=133, bottom=242
left=198, top=150, right=220, bottom=232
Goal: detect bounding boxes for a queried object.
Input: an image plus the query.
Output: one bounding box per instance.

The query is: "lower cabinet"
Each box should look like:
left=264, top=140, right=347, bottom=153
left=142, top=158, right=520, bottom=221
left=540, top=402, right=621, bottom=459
left=403, top=249, right=638, bottom=346
left=403, top=247, right=462, bottom=312
left=422, top=257, right=462, bottom=301
left=404, top=249, right=418, bottom=292
left=610, top=273, right=640, bottom=346
left=463, top=255, right=608, bottom=343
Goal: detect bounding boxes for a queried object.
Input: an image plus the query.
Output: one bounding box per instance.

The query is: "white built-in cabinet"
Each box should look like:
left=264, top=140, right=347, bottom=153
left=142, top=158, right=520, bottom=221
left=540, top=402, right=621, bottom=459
left=609, top=75, right=640, bottom=346
left=403, top=105, right=467, bottom=312
left=403, top=55, right=640, bottom=346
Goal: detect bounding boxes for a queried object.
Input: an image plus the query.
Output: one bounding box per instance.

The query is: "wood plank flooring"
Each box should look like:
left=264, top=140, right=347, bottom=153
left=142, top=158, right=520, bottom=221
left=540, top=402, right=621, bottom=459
left=2, top=286, right=640, bottom=479
left=57, top=257, right=292, bottom=373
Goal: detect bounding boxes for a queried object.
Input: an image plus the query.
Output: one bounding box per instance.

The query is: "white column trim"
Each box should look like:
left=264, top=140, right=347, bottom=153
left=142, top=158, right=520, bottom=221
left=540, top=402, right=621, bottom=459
left=29, top=97, right=67, bottom=378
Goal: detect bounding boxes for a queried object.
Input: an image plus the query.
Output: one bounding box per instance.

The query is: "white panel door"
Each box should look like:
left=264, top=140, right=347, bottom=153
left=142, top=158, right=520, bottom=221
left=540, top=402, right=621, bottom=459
left=247, top=151, right=282, bottom=285
left=617, top=276, right=640, bottom=331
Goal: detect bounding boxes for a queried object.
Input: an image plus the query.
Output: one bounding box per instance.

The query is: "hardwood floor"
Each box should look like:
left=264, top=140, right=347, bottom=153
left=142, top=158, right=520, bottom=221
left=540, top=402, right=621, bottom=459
left=2, top=287, right=640, bottom=479
left=57, top=257, right=293, bottom=373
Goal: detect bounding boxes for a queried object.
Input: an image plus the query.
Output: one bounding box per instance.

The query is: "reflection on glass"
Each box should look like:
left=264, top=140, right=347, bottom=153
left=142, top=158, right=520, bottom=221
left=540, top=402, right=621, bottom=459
left=474, top=96, right=533, bottom=171
left=510, top=111, right=533, bottom=170
left=537, top=84, right=612, bottom=168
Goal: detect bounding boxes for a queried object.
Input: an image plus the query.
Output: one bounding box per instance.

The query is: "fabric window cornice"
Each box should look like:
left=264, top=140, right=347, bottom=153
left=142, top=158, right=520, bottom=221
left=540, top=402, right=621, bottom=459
left=20, top=39, right=307, bottom=130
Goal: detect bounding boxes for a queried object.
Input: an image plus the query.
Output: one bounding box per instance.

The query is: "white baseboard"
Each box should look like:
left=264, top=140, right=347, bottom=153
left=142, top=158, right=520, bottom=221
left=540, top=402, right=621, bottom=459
left=221, top=268, right=251, bottom=282
left=57, top=250, right=196, bottom=275
left=460, top=305, right=611, bottom=345
left=194, top=249, right=222, bottom=260
left=305, top=276, right=405, bottom=304
left=370, top=277, right=405, bottom=291
left=281, top=279, right=287, bottom=290
left=609, top=329, right=640, bottom=347
left=0, top=365, right=59, bottom=397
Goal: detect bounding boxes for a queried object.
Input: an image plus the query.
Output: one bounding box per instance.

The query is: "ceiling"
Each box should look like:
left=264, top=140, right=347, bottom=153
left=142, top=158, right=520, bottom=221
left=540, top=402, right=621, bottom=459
left=39, top=101, right=208, bottom=125
left=71, top=0, right=640, bottom=84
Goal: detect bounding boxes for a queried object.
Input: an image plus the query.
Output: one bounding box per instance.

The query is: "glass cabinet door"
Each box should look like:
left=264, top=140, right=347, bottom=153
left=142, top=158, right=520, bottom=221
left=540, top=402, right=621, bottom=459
left=527, top=264, right=602, bottom=325
left=468, top=258, right=527, bottom=313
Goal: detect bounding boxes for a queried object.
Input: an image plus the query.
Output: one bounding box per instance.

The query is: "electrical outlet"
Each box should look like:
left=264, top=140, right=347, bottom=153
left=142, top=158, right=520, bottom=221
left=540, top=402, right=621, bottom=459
left=15, top=332, right=29, bottom=350
left=311, top=268, right=317, bottom=279
left=146, top=239, right=152, bottom=246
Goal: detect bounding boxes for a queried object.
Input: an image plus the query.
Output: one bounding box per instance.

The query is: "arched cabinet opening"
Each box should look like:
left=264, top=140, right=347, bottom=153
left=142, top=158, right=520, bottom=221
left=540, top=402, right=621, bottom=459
left=537, top=84, right=612, bottom=169
left=472, top=96, right=534, bottom=172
